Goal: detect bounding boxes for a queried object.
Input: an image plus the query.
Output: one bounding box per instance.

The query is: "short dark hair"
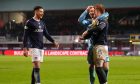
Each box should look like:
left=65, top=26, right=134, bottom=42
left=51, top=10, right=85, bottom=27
left=33, top=6, right=43, bottom=12
left=95, top=4, right=105, bottom=14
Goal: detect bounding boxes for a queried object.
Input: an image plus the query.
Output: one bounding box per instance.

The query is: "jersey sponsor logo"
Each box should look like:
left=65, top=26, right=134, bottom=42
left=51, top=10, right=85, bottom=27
left=34, top=29, right=43, bottom=32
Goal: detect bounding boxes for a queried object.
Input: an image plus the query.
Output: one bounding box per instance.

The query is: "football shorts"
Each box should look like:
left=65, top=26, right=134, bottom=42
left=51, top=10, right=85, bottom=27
left=93, top=45, right=109, bottom=67
left=29, top=48, right=44, bottom=62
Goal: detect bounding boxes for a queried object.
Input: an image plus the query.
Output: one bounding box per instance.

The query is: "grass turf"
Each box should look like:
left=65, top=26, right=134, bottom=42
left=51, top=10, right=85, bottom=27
left=0, top=56, right=140, bottom=84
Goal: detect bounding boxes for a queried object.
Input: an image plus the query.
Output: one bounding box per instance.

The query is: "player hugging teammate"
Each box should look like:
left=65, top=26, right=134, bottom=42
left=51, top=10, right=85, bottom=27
left=78, top=4, right=109, bottom=84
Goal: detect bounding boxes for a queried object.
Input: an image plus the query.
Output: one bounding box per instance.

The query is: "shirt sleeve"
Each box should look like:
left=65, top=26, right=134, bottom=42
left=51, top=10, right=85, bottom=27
left=23, top=21, right=30, bottom=48
left=96, top=12, right=109, bottom=21
left=78, top=10, right=90, bottom=26
left=87, top=21, right=106, bottom=34
left=43, top=25, right=54, bottom=43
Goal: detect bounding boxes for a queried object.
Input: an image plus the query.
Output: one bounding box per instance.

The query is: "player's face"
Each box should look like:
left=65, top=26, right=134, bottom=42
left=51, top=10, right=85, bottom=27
left=94, top=9, right=101, bottom=18
left=35, top=8, right=44, bottom=19
left=89, top=7, right=95, bottom=18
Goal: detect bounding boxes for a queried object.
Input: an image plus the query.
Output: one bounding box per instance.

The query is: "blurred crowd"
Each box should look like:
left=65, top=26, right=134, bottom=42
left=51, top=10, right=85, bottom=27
left=0, top=8, right=140, bottom=38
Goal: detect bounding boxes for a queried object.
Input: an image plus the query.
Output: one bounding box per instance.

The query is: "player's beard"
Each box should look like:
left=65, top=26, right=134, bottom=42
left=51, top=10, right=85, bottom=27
left=36, top=15, right=43, bottom=20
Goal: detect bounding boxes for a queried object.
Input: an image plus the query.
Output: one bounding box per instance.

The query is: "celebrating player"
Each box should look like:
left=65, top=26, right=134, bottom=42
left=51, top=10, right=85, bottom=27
left=78, top=4, right=109, bottom=84
left=23, top=6, right=59, bottom=84
left=80, top=4, right=109, bottom=84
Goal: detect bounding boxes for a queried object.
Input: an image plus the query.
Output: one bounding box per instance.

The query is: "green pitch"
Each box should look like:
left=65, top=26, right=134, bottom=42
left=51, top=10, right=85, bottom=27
left=0, top=56, right=140, bottom=84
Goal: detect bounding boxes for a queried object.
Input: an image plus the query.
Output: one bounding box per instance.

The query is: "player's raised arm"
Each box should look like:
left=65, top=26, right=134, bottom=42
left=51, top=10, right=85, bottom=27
left=78, top=10, right=88, bottom=23
left=78, top=6, right=93, bottom=26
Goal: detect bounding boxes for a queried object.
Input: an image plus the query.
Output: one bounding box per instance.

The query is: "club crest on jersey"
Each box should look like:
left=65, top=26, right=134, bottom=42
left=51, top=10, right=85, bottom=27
left=24, top=26, right=28, bottom=29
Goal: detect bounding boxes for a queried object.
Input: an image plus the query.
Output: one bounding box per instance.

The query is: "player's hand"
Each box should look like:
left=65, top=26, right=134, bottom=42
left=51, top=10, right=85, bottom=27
left=93, top=19, right=99, bottom=25
left=82, top=30, right=88, bottom=38
left=78, top=36, right=84, bottom=41
left=23, top=48, right=28, bottom=57
left=86, top=6, right=94, bottom=12
left=90, top=19, right=99, bottom=28
left=54, top=41, right=59, bottom=48
left=77, top=36, right=85, bottom=43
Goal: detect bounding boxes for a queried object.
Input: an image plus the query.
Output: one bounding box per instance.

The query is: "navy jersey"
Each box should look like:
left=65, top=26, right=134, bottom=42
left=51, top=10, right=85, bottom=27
left=87, top=19, right=109, bottom=45
left=23, top=18, right=54, bottom=49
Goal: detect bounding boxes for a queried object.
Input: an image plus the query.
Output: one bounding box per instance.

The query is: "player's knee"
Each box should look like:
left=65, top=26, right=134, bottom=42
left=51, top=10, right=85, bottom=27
left=95, top=64, right=103, bottom=67
left=33, top=61, right=40, bottom=68
left=95, top=60, right=104, bottom=67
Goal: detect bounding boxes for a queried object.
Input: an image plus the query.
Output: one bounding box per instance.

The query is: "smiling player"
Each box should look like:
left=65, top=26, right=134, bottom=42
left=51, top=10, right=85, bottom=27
left=23, top=6, right=59, bottom=84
